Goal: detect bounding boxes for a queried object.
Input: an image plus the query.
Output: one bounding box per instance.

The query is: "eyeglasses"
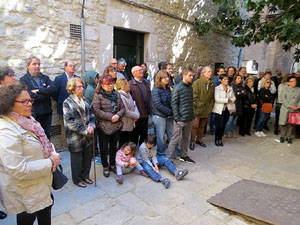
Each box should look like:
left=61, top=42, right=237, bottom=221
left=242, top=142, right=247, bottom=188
left=15, top=98, right=34, bottom=106
left=7, top=73, right=16, bottom=77
left=75, top=85, right=84, bottom=89
left=266, top=82, right=271, bottom=84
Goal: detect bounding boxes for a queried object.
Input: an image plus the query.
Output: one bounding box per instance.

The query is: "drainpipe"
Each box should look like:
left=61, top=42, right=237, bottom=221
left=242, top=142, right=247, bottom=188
left=81, top=0, right=86, bottom=78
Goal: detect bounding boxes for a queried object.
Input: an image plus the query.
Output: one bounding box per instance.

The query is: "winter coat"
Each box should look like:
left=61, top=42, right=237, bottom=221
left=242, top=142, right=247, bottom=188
left=279, top=86, right=300, bottom=125
left=53, top=72, right=80, bottom=115
left=258, top=88, right=274, bottom=104
left=232, top=83, right=247, bottom=115
left=243, top=85, right=257, bottom=109
left=115, top=148, right=137, bottom=167
left=212, top=84, right=236, bottom=115
left=20, top=72, right=56, bottom=117
left=0, top=116, right=53, bottom=215
left=118, top=90, right=140, bottom=131
left=136, top=142, right=158, bottom=167
left=192, top=76, right=215, bottom=118
left=93, top=90, right=125, bottom=133
left=63, top=95, right=95, bottom=152
left=171, top=81, right=194, bottom=122
left=129, top=78, right=152, bottom=118
left=152, top=86, right=173, bottom=118
left=277, top=83, right=288, bottom=104
left=84, top=71, right=98, bottom=106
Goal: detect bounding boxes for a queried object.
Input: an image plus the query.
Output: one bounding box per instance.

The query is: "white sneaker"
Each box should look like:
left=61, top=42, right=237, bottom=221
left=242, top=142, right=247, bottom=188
left=260, top=131, right=267, bottom=137
left=255, top=132, right=262, bottom=137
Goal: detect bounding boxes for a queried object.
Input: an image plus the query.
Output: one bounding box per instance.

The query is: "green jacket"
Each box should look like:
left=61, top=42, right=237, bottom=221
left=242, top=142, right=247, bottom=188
left=192, top=76, right=215, bottom=118
left=171, top=81, right=194, bottom=122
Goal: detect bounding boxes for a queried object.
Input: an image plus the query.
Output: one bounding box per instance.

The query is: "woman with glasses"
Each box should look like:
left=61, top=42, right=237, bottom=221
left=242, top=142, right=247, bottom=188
left=0, top=67, right=17, bottom=85
left=255, top=79, right=274, bottom=137
left=63, top=78, right=95, bottom=188
left=0, top=82, right=61, bottom=225
left=93, top=75, right=125, bottom=178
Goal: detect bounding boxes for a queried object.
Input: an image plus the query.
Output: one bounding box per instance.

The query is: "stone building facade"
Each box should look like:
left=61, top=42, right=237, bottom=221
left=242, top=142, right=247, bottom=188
left=0, top=0, right=241, bottom=149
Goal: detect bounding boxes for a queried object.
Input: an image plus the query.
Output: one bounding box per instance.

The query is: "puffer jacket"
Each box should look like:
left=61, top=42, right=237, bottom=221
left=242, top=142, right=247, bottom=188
left=0, top=116, right=53, bottom=215
left=171, top=81, right=194, bottom=122
left=118, top=90, right=140, bottom=131
left=232, top=83, right=247, bottom=115
left=152, top=86, right=173, bottom=117
left=93, top=90, right=125, bottom=133
left=115, top=148, right=137, bottom=167
left=63, top=94, right=95, bottom=152
left=84, top=71, right=98, bottom=106
left=243, top=85, right=257, bottom=109
left=192, top=76, right=215, bottom=118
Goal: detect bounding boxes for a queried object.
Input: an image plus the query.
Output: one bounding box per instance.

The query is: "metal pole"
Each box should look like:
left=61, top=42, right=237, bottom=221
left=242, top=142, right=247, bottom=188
left=81, top=0, right=86, bottom=78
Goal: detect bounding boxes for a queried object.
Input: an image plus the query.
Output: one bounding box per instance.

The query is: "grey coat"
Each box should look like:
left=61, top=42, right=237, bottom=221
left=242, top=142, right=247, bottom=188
left=279, top=86, right=300, bottom=125
left=63, top=95, right=95, bottom=152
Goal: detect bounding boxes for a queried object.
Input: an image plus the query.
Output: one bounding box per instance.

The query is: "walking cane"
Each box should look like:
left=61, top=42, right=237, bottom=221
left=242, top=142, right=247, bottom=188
left=92, top=134, right=97, bottom=187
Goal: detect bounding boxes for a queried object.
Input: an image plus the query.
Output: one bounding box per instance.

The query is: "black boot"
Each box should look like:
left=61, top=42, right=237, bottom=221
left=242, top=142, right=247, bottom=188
left=280, top=136, right=284, bottom=143
left=215, top=140, right=219, bottom=146
left=0, top=211, right=7, bottom=219
left=219, top=140, right=224, bottom=146
left=287, top=138, right=293, bottom=144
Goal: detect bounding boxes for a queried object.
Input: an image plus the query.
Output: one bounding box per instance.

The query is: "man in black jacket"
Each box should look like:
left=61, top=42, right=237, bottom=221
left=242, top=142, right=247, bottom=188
left=20, top=56, right=56, bottom=139
left=166, top=68, right=195, bottom=163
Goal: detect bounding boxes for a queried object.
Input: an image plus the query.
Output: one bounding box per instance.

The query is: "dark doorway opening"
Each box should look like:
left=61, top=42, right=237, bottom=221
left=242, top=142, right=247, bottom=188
left=114, top=28, right=144, bottom=80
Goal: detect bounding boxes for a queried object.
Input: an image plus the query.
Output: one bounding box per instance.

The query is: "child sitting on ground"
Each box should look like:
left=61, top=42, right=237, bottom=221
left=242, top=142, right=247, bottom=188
left=137, top=134, right=189, bottom=189
left=115, top=142, right=148, bottom=184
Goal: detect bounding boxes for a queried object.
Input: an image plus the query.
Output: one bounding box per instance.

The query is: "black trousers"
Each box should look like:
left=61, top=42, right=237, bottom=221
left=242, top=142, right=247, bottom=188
left=16, top=194, right=53, bottom=225
left=34, top=114, right=52, bottom=140
left=215, top=109, right=230, bottom=141
left=130, top=117, right=148, bottom=146
left=239, top=107, right=255, bottom=135
left=274, top=104, right=281, bottom=132
left=119, top=131, right=132, bottom=148
left=99, top=130, right=120, bottom=168
left=70, top=148, right=92, bottom=184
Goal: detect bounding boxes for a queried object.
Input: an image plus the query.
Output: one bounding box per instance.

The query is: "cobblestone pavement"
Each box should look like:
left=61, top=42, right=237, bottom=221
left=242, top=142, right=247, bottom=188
left=2, top=126, right=300, bottom=225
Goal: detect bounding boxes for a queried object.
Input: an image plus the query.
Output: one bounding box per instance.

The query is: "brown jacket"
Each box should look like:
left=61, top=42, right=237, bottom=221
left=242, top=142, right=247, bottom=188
left=93, top=92, right=125, bottom=133
left=128, top=78, right=152, bottom=118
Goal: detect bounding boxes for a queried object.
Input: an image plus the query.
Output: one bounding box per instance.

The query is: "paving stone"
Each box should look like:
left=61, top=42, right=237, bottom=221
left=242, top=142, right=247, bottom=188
left=166, top=205, right=197, bottom=224
left=79, top=204, right=133, bottom=225
left=116, top=192, right=148, bottom=214
left=52, top=213, right=75, bottom=225
left=52, top=189, right=79, bottom=217
left=125, top=215, right=179, bottom=225
left=70, top=183, right=105, bottom=204
left=179, top=195, right=213, bottom=216
left=69, top=196, right=115, bottom=224
left=187, top=212, right=229, bottom=225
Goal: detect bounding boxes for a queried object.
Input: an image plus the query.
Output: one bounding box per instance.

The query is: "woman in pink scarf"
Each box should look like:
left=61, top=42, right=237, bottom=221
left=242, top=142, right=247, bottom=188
left=0, top=82, right=60, bottom=225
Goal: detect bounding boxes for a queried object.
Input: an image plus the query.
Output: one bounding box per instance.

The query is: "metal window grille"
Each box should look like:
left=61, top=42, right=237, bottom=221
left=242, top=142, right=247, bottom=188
left=70, top=24, right=81, bottom=40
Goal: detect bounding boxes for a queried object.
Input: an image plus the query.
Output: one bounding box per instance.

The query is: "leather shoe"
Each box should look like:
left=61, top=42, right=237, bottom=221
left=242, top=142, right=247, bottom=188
left=215, top=140, right=219, bottom=147
left=0, top=211, right=7, bottom=219
left=75, top=181, right=87, bottom=188
left=103, top=167, right=110, bottom=178
left=189, top=143, right=195, bottom=150
left=280, top=136, right=284, bottom=143
left=287, top=138, right=293, bottom=144
left=84, top=178, right=93, bottom=184
left=196, top=141, right=207, bottom=147
left=219, top=140, right=224, bottom=146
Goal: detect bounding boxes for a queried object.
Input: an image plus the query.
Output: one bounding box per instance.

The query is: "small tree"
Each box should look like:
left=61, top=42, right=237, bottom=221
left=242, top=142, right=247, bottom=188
left=194, top=0, right=300, bottom=61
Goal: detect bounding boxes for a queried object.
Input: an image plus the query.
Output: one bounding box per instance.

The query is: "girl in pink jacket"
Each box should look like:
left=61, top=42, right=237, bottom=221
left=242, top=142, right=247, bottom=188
left=115, top=142, right=148, bottom=184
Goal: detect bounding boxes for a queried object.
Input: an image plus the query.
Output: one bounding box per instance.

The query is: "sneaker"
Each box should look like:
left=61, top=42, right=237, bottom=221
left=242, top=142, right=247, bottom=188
left=95, top=157, right=102, bottom=165
left=180, top=156, right=195, bottom=164
left=161, top=178, right=170, bottom=189
left=176, top=169, right=189, bottom=181
left=116, top=175, right=123, bottom=184
left=140, top=170, right=149, bottom=178
left=255, top=132, right=262, bottom=137
left=260, top=131, right=267, bottom=137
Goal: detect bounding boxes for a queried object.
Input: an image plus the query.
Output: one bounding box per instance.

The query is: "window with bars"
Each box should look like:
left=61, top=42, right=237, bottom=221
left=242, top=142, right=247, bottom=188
left=70, top=24, right=81, bottom=40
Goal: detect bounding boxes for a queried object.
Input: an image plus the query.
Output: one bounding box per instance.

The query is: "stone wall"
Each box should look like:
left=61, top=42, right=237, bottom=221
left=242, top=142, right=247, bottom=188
left=0, top=0, right=241, bottom=149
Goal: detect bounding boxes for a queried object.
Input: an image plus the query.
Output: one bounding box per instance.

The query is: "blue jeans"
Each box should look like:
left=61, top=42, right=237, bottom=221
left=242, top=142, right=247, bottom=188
left=256, top=109, right=269, bottom=132
left=140, top=156, right=177, bottom=182
left=224, top=115, right=238, bottom=134
left=152, top=115, right=180, bottom=157
left=116, top=162, right=143, bottom=176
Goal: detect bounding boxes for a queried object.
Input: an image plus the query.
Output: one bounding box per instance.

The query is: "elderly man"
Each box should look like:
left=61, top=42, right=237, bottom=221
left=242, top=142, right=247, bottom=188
left=20, top=56, right=56, bottom=139
left=190, top=66, right=215, bottom=150
left=54, top=61, right=79, bottom=115
left=129, top=65, right=152, bottom=145
left=117, top=58, right=130, bottom=80
left=0, top=67, right=16, bottom=85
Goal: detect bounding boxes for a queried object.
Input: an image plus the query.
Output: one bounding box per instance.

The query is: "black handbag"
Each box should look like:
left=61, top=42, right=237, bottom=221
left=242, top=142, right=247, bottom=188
left=52, top=165, right=68, bottom=190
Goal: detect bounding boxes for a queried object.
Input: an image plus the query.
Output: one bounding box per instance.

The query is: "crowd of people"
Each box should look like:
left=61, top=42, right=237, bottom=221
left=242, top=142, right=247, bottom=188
left=0, top=57, right=300, bottom=224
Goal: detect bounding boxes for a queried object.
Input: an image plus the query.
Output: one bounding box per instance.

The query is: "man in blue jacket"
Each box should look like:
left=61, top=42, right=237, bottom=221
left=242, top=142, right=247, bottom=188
left=20, top=56, right=56, bottom=139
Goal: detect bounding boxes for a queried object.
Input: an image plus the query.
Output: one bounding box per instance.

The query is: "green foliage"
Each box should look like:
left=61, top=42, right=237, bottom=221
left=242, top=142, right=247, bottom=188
left=194, top=0, right=300, bottom=61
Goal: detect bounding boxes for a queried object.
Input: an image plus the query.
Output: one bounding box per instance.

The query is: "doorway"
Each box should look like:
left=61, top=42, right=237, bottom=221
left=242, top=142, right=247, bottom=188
left=114, top=28, right=144, bottom=80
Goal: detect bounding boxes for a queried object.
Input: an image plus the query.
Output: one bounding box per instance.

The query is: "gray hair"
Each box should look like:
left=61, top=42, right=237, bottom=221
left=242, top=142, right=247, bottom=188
left=201, top=66, right=212, bottom=73
left=118, top=58, right=127, bottom=65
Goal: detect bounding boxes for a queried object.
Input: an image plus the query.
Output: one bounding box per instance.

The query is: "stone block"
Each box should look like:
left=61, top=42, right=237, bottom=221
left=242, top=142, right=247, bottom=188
left=3, top=13, right=24, bottom=25
left=116, top=192, right=148, bottom=214
left=52, top=213, right=75, bottom=225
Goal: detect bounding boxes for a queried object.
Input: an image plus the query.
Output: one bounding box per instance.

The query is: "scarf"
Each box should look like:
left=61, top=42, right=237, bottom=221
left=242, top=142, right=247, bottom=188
left=9, top=112, right=53, bottom=158
left=100, top=89, right=118, bottom=113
